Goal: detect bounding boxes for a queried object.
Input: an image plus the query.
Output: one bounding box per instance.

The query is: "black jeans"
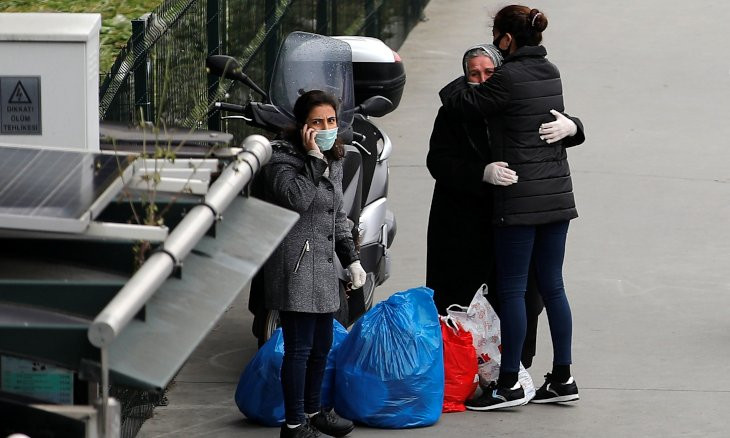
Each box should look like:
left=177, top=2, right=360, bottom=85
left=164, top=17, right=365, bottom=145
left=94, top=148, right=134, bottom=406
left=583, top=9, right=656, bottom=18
left=279, top=311, right=334, bottom=425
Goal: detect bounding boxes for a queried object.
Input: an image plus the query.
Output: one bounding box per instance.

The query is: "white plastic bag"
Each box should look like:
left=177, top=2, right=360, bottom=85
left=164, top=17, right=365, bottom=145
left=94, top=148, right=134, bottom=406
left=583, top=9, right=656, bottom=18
left=446, top=285, right=535, bottom=401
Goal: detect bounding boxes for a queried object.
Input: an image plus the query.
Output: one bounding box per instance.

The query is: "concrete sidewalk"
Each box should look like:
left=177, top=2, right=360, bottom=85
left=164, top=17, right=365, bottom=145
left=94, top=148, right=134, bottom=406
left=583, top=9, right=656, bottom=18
left=139, top=1, right=730, bottom=436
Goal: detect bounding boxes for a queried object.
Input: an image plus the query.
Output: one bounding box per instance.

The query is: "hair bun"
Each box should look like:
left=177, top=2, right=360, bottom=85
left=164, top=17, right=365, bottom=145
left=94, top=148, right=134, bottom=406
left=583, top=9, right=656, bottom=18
left=529, top=9, right=548, bottom=32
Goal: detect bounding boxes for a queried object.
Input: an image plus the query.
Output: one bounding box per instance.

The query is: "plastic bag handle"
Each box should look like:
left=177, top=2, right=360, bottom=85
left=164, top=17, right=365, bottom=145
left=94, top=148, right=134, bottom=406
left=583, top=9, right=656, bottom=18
left=440, top=314, right=462, bottom=334
left=446, top=304, right=469, bottom=313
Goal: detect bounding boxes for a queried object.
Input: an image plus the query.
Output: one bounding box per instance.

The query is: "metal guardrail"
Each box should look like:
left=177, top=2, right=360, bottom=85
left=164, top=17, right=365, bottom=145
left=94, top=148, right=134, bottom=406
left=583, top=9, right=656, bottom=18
left=83, top=134, right=270, bottom=437
left=88, top=134, right=271, bottom=349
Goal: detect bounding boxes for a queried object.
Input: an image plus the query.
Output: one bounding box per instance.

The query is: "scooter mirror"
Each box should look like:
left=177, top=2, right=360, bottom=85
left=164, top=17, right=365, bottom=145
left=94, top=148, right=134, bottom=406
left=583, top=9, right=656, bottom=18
left=206, top=55, right=243, bottom=81
left=206, top=55, right=268, bottom=99
left=358, top=96, right=394, bottom=118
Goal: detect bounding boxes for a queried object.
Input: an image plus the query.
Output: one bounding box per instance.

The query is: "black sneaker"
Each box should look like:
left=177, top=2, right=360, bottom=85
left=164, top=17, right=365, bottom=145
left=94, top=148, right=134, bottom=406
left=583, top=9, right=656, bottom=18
left=309, top=409, right=354, bottom=437
left=531, top=373, right=580, bottom=403
left=465, top=381, right=527, bottom=411
left=280, top=423, right=318, bottom=438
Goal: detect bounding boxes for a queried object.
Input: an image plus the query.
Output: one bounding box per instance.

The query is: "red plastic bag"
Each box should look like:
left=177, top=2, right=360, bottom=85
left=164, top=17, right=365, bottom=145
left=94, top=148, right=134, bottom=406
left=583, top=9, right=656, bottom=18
left=440, top=316, right=478, bottom=413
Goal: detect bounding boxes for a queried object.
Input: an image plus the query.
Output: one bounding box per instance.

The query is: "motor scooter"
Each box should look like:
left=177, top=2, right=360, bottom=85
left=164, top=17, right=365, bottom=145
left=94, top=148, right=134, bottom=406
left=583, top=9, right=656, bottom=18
left=206, top=31, right=404, bottom=345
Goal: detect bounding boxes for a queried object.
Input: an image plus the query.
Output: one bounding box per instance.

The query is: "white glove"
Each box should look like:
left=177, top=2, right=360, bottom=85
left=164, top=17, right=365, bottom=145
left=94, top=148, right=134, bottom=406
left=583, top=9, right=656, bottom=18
left=539, top=109, right=577, bottom=144
left=483, top=161, right=518, bottom=186
left=347, top=260, right=366, bottom=289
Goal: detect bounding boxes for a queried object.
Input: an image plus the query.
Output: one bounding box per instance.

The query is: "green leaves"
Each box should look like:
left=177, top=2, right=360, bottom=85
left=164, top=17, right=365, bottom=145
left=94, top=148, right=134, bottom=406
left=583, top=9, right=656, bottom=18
left=0, top=0, right=162, bottom=73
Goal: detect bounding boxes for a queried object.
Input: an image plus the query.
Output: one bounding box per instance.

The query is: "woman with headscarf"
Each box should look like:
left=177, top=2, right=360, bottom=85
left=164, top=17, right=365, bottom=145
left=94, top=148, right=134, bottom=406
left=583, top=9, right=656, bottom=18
left=426, top=43, right=584, bottom=372
left=442, top=5, right=585, bottom=410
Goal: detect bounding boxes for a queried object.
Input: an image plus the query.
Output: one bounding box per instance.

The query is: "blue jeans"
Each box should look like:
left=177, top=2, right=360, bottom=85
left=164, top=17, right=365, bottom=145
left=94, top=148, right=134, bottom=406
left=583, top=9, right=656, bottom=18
left=494, top=221, right=572, bottom=373
left=279, top=311, right=333, bottom=425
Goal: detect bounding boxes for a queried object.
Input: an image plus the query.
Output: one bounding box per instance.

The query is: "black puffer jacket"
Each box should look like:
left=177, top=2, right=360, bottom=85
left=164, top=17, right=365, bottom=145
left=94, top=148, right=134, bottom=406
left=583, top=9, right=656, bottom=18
left=443, top=45, right=584, bottom=226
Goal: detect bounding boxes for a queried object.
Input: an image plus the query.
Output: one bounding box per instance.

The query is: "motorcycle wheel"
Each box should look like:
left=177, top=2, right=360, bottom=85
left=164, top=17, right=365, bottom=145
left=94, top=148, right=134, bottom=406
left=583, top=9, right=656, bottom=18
left=259, top=309, right=280, bottom=348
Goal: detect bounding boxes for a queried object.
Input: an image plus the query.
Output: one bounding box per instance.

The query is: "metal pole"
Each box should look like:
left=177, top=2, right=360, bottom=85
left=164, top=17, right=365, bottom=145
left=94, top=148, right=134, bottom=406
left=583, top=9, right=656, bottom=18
left=365, top=0, right=378, bottom=37
left=132, top=16, right=152, bottom=123
left=316, top=0, right=329, bottom=35
left=403, top=0, right=411, bottom=38
left=88, top=135, right=271, bottom=349
left=207, top=0, right=222, bottom=131
left=101, top=347, right=109, bottom=437
left=264, top=0, right=278, bottom=87
left=330, top=0, right=338, bottom=35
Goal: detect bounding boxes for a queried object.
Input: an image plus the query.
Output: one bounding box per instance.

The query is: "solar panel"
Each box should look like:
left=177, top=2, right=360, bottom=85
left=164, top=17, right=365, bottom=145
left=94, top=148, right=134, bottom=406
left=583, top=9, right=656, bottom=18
left=0, top=146, right=134, bottom=233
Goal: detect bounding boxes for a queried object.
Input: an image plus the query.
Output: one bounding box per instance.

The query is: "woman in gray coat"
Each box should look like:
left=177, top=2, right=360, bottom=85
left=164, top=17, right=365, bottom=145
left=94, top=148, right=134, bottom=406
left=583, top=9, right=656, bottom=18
left=262, top=90, right=364, bottom=438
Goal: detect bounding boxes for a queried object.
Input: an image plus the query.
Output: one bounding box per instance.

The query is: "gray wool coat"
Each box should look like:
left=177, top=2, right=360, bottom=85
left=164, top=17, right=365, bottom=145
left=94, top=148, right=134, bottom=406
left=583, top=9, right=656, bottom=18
left=262, top=140, right=358, bottom=313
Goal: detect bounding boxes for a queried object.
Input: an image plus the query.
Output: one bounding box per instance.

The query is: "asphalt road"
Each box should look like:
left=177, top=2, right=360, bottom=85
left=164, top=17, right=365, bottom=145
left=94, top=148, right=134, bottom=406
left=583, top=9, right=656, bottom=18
left=139, top=1, right=730, bottom=436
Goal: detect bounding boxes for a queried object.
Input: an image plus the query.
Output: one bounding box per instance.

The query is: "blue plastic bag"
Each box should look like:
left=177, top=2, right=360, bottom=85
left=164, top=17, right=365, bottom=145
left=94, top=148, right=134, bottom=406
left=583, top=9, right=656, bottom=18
left=234, top=319, right=348, bottom=426
left=334, top=286, right=444, bottom=428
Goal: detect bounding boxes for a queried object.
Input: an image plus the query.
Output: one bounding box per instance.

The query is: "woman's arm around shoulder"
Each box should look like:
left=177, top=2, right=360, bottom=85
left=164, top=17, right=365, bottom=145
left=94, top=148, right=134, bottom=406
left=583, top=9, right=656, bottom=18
left=442, top=68, right=512, bottom=118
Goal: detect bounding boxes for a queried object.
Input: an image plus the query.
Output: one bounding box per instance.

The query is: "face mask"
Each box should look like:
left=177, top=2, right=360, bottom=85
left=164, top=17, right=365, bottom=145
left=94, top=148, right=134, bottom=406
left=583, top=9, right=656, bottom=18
left=493, top=33, right=510, bottom=58
left=314, top=127, right=338, bottom=152
left=467, top=81, right=480, bottom=87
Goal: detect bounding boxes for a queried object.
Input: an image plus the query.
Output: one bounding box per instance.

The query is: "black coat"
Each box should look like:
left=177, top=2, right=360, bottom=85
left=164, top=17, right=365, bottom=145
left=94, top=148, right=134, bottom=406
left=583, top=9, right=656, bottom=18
left=426, top=79, right=495, bottom=315
left=443, top=45, right=584, bottom=226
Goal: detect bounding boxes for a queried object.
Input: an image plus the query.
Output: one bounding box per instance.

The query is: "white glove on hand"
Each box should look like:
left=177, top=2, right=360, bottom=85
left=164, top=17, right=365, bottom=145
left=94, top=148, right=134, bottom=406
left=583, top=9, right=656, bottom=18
left=483, top=161, right=518, bottom=186
left=347, top=260, right=366, bottom=289
left=539, top=109, right=577, bottom=144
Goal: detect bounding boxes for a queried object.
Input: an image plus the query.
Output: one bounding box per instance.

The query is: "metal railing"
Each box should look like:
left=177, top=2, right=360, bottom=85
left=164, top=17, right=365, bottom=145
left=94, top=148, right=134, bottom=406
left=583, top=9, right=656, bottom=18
left=92, top=135, right=272, bottom=438
left=99, top=0, right=428, bottom=142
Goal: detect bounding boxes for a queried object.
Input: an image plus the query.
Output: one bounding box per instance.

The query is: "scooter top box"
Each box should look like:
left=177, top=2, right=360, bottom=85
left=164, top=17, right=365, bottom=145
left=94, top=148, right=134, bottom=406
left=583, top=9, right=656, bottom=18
left=334, top=36, right=406, bottom=111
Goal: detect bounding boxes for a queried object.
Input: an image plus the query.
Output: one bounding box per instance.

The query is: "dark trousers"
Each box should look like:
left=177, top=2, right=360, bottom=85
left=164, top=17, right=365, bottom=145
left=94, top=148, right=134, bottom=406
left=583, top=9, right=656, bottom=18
left=280, top=311, right=334, bottom=425
left=494, top=221, right=572, bottom=373
left=487, top=262, right=543, bottom=368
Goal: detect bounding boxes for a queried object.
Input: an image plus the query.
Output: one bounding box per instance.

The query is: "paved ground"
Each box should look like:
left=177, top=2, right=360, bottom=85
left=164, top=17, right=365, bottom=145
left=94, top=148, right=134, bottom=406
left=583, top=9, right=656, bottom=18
left=138, top=0, right=730, bottom=436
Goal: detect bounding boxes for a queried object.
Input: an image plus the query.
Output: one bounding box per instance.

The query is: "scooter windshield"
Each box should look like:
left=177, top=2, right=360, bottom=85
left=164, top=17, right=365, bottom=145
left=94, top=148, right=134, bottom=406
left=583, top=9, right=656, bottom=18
left=269, top=32, right=355, bottom=131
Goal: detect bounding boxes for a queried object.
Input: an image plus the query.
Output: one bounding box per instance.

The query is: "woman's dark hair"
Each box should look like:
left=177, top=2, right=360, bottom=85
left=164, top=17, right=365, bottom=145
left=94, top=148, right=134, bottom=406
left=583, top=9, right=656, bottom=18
left=493, top=5, right=548, bottom=48
left=283, top=89, right=345, bottom=160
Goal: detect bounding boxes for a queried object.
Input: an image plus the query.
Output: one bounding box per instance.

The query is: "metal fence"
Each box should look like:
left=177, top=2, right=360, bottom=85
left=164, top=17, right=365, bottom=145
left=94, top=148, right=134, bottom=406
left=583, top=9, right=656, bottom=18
left=109, top=384, right=167, bottom=438
left=99, top=0, right=428, bottom=142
